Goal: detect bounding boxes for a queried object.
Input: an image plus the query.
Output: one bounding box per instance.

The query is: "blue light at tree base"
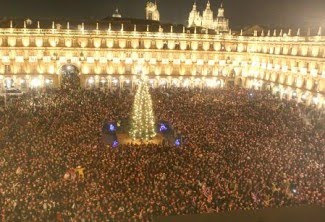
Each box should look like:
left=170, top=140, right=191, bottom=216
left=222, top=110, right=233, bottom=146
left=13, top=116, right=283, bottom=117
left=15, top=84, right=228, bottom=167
left=109, top=124, right=116, bottom=132
left=175, top=138, right=181, bottom=147
left=112, top=140, right=119, bottom=148
left=159, top=123, right=168, bottom=132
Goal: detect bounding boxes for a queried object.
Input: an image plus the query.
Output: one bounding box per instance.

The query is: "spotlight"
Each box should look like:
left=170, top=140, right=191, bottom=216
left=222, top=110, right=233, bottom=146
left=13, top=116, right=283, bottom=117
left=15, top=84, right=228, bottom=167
left=290, top=183, right=298, bottom=194
left=67, top=65, right=73, bottom=71
left=206, top=79, right=218, bottom=88
left=313, top=97, right=319, bottom=105
left=5, top=78, right=13, bottom=89
left=31, top=78, right=42, bottom=88
left=45, top=79, right=52, bottom=85
left=88, top=78, right=95, bottom=85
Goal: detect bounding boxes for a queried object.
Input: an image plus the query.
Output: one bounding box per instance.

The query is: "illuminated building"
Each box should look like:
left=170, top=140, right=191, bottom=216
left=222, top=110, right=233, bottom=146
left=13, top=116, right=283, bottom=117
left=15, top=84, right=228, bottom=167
left=0, top=3, right=324, bottom=108
left=188, top=1, right=229, bottom=32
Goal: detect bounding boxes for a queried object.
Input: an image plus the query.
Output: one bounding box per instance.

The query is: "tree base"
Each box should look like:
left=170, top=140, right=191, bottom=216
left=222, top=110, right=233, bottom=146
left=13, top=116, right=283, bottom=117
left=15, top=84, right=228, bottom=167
left=117, top=133, right=164, bottom=145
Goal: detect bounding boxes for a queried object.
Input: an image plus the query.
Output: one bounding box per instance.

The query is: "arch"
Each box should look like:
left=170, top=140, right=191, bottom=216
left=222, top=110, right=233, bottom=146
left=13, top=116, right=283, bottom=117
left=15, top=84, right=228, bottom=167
left=4, top=77, right=14, bottom=89
left=121, top=78, right=132, bottom=89
left=292, top=90, right=298, bottom=100
left=99, top=77, right=108, bottom=88
left=236, top=78, right=243, bottom=87
left=159, top=78, right=168, bottom=88
left=262, top=82, right=271, bottom=91
left=172, top=78, right=180, bottom=87
left=229, top=69, right=236, bottom=78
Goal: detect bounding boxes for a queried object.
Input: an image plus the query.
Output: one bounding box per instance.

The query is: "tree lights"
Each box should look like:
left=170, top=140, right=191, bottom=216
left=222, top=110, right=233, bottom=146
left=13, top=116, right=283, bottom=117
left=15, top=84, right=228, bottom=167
left=129, top=73, right=156, bottom=141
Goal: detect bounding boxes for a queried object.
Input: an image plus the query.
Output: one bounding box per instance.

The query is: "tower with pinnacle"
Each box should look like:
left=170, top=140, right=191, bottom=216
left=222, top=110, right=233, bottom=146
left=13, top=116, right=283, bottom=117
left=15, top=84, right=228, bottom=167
left=188, top=1, right=229, bottom=32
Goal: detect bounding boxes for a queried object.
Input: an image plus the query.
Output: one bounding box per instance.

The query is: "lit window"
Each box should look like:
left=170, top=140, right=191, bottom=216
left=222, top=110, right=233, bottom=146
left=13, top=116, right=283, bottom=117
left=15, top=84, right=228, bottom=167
left=31, top=78, right=42, bottom=88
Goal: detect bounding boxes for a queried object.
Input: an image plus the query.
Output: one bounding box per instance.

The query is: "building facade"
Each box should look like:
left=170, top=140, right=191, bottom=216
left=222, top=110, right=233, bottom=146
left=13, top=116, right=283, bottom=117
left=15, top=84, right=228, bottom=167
left=188, top=1, right=229, bottom=32
left=0, top=19, right=324, bottom=108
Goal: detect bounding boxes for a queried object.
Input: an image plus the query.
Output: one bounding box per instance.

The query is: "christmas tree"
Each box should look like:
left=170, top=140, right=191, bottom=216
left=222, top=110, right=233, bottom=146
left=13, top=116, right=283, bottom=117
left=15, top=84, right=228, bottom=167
left=129, top=74, right=156, bottom=141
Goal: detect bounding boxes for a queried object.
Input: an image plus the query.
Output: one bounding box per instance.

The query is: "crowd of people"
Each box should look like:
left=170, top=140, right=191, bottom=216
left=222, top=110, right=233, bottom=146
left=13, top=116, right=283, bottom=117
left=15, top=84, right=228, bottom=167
left=0, top=86, right=324, bottom=221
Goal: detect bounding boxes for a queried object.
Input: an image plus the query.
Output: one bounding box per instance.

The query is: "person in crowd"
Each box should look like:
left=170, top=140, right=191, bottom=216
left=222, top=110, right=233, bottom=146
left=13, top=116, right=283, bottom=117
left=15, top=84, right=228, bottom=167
left=0, top=87, right=324, bottom=221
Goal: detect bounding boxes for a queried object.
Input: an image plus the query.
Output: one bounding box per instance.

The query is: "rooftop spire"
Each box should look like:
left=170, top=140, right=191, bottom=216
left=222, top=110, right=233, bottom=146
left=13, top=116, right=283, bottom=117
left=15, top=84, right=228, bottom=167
left=317, top=26, right=322, bottom=36
left=273, top=29, right=277, bottom=37
left=217, top=2, right=225, bottom=17
left=288, top=28, right=292, bottom=36
left=192, top=1, right=197, bottom=10
left=206, top=0, right=211, bottom=9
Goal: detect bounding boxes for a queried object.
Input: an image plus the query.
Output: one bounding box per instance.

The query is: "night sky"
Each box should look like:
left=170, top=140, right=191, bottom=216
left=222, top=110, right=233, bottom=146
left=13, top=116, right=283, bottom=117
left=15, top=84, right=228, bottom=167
left=0, top=0, right=324, bottom=28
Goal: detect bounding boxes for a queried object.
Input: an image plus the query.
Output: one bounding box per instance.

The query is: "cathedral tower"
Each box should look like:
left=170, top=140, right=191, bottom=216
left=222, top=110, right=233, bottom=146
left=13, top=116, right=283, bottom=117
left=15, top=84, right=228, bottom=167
left=188, top=2, right=202, bottom=27
left=187, top=1, right=229, bottom=32
left=214, top=2, right=229, bottom=32
left=217, top=2, right=225, bottom=17
left=202, top=1, right=214, bottom=29
left=146, top=1, right=160, bottom=21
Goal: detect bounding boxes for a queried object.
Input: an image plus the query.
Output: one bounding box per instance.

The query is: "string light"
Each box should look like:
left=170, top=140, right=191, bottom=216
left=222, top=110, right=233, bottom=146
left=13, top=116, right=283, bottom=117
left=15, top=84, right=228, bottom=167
left=129, top=73, right=156, bottom=141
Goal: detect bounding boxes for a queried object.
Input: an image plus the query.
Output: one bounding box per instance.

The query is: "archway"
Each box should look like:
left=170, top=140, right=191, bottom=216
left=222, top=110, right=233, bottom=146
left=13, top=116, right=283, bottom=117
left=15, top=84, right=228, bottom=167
left=228, top=69, right=236, bottom=78
left=60, top=64, right=80, bottom=89
left=262, top=82, right=271, bottom=91
left=237, top=78, right=243, bottom=87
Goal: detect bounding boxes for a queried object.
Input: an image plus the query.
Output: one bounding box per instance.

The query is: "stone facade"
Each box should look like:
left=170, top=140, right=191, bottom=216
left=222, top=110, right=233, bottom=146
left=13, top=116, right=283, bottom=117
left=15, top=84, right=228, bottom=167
left=0, top=21, right=324, bottom=108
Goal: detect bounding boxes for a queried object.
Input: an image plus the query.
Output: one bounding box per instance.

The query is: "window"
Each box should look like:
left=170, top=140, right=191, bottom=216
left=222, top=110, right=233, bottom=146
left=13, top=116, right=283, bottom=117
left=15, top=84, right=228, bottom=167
left=4, top=65, right=11, bottom=74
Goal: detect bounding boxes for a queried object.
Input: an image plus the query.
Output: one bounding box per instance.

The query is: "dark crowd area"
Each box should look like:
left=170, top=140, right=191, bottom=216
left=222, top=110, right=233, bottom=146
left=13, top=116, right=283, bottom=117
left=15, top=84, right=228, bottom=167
left=0, top=87, right=324, bottom=221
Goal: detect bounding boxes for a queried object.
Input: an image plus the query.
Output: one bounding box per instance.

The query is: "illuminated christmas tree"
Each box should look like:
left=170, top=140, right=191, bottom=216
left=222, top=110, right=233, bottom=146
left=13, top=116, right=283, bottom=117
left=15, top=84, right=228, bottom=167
left=129, top=74, right=156, bottom=141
